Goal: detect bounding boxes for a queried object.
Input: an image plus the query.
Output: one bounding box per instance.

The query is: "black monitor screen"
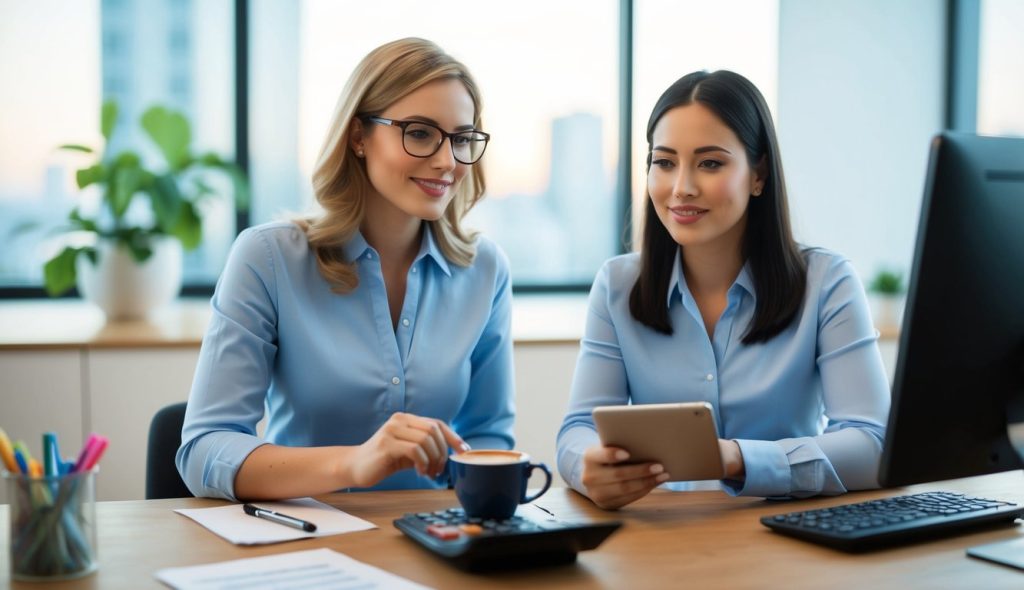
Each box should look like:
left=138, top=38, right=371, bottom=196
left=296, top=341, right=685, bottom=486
left=878, top=132, right=1024, bottom=487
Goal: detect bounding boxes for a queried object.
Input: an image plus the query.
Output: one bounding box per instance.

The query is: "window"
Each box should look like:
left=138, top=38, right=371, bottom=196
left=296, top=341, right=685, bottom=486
left=250, top=0, right=620, bottom=286
left=0, top=0, right=234, bottom=292
left=32, top=2, right=1018, bottom=297
left=632, top=0, right=778, bottom=243
left=0, top=1, right=101, bottom=287
left=976, top=0, right=1024, bottom=136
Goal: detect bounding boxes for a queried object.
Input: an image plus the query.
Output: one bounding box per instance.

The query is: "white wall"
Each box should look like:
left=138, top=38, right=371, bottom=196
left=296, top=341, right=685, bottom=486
left=778, top=0, right=946, bottom=280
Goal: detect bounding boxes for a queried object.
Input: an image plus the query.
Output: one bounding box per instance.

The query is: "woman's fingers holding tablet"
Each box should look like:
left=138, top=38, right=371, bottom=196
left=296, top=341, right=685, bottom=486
left=581, top=445, right=669, bottom=509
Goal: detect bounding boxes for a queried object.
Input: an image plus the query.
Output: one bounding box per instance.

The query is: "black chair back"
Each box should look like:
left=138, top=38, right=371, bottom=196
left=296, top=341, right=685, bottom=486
left=146, top=402, right=194, bottom=499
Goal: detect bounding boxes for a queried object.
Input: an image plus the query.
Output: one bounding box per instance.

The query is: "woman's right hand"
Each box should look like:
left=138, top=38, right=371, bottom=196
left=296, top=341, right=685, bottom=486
left=344, top=412, right=469, bottom=488
left=581, top=445, right=670, bottom=510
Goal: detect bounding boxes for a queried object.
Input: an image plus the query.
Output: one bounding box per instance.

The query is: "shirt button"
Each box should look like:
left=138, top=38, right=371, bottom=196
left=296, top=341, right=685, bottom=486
left=391, top=377, right=400, bottom=385
left=402, top=318, right=410, bottom=327
left=412, top=267, right=417, bottom=273
left=366, top=252, right=373, bottom=259
left=706, top=374, right=715, bottom=382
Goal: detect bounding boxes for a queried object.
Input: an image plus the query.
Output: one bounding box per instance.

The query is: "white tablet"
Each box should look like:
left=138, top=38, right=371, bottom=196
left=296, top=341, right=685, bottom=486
left=592, top=402, right=725, bottom=481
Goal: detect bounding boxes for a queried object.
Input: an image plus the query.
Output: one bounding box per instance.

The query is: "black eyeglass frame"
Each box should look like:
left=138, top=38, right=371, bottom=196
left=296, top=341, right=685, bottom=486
left=362, top=116, right=490, bottom=164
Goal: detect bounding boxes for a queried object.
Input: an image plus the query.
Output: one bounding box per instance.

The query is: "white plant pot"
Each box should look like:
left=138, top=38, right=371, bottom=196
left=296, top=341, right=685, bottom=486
left=869, top=293, right=906, bottom=333
left=76, top=236, right=183, bottom=320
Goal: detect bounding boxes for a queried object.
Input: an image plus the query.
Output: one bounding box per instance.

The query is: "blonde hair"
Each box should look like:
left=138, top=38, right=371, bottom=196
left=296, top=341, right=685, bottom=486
left=298, top=38, right=486, bottom=293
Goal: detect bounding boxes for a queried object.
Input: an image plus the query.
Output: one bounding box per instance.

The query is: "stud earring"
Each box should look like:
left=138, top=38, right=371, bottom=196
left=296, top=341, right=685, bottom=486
left=356, top=149, right=364, bottom=157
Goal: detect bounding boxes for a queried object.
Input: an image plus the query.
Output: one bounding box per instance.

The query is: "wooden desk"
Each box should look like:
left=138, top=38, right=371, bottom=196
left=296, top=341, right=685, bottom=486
left=3, top=472, right=1023, bottom=589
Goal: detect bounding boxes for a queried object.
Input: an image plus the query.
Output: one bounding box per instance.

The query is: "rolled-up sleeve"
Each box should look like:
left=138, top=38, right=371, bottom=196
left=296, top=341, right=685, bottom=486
left=723, top=257, right=890, bottom=498
left=176, top=228, right=278, bottom=500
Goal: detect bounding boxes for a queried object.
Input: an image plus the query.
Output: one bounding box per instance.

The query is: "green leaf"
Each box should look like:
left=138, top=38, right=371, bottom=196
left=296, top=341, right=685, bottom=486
left=110, top=164, right=143, bottom=219
left=141, top=105, right=191, bottom=170
left=43, top=247, right=82, bottom=296
left=196, top=153, right=250, bottom=211
left=870, top=270, right=905, bottom=295
left=68, top=209, right=100, bottom=233
left=197, top=152, right=224, bottom=166
left=113, top=151, right=141, bottom=168
left=125, top=236, right=153, bottom=263
left=58, top=144, right=94, bottom=154
left=101, top=100, right=118, bottom=142
left=147, top=174, right=184, bottom=233
left=170, top=200, right=202, bottom=250
left=76, top=164, right=106, bottom=189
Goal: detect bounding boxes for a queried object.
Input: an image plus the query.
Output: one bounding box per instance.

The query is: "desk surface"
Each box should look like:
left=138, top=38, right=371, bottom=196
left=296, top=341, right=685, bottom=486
left=3, top=472, right=1022, bottom=589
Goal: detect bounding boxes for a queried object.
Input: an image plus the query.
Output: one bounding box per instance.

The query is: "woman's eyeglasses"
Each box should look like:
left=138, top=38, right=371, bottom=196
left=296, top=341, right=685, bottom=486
left=363, top=116, right=489, bottom=165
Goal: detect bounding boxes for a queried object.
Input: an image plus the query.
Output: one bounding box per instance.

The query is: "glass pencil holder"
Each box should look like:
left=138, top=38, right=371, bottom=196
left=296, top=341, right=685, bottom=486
left=4, top=468, right=98, bottom=581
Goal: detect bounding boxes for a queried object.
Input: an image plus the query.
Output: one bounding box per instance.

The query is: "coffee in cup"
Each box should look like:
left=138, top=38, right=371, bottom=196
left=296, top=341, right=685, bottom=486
left=449, top=450, right=552, bottom=520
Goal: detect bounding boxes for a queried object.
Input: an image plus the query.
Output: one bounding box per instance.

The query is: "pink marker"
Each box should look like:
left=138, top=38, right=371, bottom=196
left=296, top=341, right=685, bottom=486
left=72, top=434, right=100, bottom=473
left=79, top=435, right=109, bottom=472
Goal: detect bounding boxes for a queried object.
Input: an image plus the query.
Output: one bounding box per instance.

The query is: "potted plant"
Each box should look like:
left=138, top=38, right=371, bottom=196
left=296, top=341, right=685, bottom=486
left=868, top=268, right=906, bottom=332
left=44, top=99, right=247, bottom=319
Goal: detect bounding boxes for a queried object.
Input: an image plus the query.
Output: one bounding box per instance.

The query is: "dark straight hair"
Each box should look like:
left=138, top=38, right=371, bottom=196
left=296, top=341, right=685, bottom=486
left=628, top=70, right=807, bottom=344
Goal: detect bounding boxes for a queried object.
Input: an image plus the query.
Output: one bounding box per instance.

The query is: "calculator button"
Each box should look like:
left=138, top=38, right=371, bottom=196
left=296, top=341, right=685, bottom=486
left=459, top=524, right=483, bottom=536
left=426, top=525, right=461, bottom=540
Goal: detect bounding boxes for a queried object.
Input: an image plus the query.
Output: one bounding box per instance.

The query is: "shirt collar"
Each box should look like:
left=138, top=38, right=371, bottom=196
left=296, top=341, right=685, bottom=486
left=665, top=248, right=757, bottom=308
left=415, top=223, right=452, bottom=277
left=341, top=231, right=372, bottom=262
left=342, top=224, right=451, bottom=277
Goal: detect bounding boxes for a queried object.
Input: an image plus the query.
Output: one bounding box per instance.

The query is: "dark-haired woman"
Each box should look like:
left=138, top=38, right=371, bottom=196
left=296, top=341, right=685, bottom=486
left=556, top=70, right=889, bottom=509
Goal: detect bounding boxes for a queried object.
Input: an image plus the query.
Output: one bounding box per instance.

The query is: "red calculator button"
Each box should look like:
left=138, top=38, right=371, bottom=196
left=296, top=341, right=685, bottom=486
left=426, top=525, right=461, bottom=540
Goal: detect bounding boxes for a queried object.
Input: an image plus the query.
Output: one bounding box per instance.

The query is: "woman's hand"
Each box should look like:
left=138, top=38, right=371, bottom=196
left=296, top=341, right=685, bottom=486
left=719, top=439, right=745, bottom=480
left=344, top=412, right=469, bottom=488
left=580, top=445, right=669, bottom=510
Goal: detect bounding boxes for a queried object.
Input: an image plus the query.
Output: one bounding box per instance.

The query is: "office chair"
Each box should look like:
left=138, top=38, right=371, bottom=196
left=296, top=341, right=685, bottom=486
left=146, top=401, right=194, bottom=499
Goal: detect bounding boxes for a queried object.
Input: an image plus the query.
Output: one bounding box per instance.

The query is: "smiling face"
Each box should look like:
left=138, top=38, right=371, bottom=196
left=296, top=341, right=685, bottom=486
left=352, top=78, right=476, bottom=224
left=647, top=102, right=765, bottom=256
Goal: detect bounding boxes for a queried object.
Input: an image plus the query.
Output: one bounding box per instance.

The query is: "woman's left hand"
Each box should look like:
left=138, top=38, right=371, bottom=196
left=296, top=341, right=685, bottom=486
left=718, top=439, right=745, bottom=480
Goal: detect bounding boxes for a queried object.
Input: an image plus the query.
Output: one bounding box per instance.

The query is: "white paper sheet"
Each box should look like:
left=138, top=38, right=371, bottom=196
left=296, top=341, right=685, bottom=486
left=154, top=547, right=432, bottom=590
left=175, top=498, right=376, bottom=545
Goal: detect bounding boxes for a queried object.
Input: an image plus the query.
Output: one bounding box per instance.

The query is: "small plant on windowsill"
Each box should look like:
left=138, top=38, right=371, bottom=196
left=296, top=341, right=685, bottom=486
left=868, top=268, right=906, bottom=332
left=44, top=99, right=248, bottom=319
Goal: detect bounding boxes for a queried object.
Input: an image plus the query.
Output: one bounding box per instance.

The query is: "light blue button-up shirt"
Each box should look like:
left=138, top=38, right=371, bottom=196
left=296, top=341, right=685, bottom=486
left=556, top=248, right=890, bottom=498
left=177, top=221, right=515, bottom=500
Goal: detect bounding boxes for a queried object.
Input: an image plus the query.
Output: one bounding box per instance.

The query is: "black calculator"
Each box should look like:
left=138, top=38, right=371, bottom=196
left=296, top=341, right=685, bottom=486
left=393, top=506, right=621, bottom=571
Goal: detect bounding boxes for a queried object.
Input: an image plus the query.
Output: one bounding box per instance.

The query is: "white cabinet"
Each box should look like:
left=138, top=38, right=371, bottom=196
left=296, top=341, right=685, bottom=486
left=87, top=348, right=199, bottom=500
left=1, top=339, right=901, bottom=502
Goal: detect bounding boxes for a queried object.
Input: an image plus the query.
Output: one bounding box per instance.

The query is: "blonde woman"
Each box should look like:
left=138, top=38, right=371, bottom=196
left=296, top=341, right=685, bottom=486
left=178, top=38, right=514, bottom=501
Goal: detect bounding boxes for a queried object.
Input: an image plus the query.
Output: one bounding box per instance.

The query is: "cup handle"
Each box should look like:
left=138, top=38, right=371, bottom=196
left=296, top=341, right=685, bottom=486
left=522, top=462, right=552, bottom=504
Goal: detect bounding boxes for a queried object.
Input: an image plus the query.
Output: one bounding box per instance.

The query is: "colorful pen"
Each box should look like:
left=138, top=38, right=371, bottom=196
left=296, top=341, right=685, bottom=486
left=72, top=434, right=101, bottom=473
left=28, top=458, right=42, bottom=478
left=43, top=432, right=60, bottom=477
left=0, top=427, right=17, bottom=472
left=13, top=447, right=28, bottom=474
left=79, top=435, right=109, bottom=472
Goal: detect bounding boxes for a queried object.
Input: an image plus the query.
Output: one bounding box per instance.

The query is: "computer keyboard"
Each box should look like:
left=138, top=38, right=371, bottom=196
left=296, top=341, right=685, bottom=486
left=761, top=491, right=1024, bottom=551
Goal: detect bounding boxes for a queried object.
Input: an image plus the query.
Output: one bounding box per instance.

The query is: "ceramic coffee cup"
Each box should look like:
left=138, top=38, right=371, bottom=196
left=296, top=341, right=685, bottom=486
left=449, top=450, right=552, bottom=520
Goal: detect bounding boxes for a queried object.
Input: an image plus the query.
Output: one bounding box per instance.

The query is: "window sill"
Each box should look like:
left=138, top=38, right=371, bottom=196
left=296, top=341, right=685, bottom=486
left=0, top=296, right=899, bottom=350
left=0, top=295, right=591, bottom=350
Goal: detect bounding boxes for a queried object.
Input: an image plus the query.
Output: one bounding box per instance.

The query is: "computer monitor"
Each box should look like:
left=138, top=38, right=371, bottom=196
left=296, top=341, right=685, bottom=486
left=878, top=132, right=1024, bottom=487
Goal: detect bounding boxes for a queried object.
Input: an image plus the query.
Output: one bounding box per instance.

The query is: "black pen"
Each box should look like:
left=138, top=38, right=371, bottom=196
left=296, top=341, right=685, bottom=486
left=242, top=503, right=317, bottom=532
